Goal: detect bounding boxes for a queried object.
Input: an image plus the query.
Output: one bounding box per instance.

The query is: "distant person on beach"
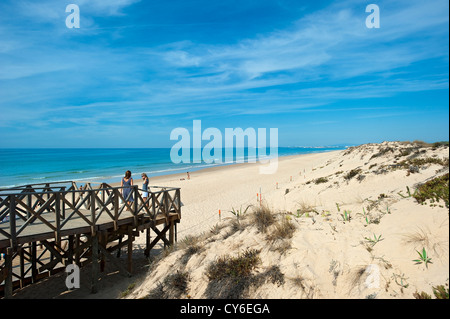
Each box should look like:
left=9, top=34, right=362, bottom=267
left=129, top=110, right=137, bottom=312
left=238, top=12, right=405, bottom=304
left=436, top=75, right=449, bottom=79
left=121, top=170, right=134, bottom=210
left=187, top=172, right=190, bottom=180
left=141, top=173, right=149, bottom=205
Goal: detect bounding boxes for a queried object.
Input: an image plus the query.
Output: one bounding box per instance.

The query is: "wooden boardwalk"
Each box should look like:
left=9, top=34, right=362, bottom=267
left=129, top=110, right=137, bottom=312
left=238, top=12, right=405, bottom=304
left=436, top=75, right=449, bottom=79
left=0, top=181, right=181, bottom=298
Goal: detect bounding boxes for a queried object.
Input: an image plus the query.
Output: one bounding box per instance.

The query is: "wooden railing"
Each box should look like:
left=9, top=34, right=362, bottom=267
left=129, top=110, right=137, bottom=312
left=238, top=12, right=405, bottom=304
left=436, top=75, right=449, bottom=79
left=0, top=182, right=181, bottom=249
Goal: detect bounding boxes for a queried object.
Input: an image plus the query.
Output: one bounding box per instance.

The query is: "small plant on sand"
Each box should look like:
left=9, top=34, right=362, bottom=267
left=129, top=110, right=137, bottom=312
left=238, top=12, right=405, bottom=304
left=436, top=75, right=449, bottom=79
left=321, top=210, right=332, bottom=221
left=363, top=208, right=369, bottom=225
left=392, top=273, right=409, bottom=289
left=340, top=210, right=351, bottom=223
left=335, top=203, right=341, bottom=212
left=413, top=248, right=433, bottom=268
left=357, top=207, right=370, bottom=225
left=230, top=205, right=252, bottom=220
left=364, top=234, right=383, bottom=247
left=398, top=185, right=417, bottom=198
left=296, top=200, right=318, bottom=217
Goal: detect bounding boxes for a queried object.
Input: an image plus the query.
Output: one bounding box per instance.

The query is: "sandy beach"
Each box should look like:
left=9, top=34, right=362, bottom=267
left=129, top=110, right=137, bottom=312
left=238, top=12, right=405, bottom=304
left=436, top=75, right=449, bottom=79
left=127, top=141, right=449, bottom=299
left=12, top=141, right=449, bottom=299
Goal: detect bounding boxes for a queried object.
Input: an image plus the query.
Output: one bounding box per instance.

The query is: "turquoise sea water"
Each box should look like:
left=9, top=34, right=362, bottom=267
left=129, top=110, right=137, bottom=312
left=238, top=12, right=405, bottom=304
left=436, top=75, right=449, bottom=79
left=0, top=147, right=346, bottom=188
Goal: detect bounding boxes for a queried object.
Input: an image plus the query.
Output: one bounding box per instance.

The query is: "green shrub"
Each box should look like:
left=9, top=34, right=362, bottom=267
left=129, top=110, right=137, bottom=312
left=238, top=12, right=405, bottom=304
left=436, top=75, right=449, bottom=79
left=314, top=177, right=329, bottom=184
left=344, top=168, right=362, bottom=181
left=413, top=284, right=449, bottom=299
left=413, top=173, right=449, bottom=208
left=206, top=249, right=261, bottom=281
left=146, top=271, right=190, bottom=299
left=432, top=284, right=449, bottom=299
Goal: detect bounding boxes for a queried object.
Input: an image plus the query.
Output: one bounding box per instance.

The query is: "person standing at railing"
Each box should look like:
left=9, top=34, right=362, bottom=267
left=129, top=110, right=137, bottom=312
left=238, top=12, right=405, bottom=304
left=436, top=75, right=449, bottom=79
left=121, top=170, right=134, bottom=211
left=141, top=173, right=149, bottom=207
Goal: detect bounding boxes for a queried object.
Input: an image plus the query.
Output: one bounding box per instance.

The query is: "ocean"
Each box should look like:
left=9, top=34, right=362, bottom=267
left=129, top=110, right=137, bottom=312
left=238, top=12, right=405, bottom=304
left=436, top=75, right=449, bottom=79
left=0, top=147, right=346, bottom=189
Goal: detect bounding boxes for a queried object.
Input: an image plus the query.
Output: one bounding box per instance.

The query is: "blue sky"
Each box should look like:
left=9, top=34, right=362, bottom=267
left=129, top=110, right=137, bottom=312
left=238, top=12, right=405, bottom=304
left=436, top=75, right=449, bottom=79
left=0, top=0, right=448, bottom=148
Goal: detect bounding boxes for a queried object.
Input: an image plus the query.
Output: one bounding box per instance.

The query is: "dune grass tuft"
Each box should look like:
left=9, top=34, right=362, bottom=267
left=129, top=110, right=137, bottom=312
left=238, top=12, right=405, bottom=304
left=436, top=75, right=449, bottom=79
left=253, top=205, right=276, bottom=233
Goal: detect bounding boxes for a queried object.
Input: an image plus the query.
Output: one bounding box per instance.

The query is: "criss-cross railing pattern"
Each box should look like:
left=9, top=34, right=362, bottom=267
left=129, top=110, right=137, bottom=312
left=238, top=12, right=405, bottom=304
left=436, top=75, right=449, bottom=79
left=0, top=182, right=181, bottom=249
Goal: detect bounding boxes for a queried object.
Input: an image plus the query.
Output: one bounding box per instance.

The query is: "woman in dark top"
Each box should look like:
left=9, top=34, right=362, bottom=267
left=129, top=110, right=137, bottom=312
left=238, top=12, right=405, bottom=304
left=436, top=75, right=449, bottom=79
left=121, top=170, right=134, bottom=210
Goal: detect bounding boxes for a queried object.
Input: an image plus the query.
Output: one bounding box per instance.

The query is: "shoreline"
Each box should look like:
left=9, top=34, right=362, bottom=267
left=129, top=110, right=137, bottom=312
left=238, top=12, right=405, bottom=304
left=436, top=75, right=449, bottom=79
left=0, top=148, right=346, bottom=190
left=109, top=150, right=344, bottom=189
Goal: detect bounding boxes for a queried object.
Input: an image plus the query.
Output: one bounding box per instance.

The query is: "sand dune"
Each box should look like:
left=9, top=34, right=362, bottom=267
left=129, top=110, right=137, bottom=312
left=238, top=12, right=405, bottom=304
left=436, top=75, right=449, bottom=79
left=126, top=141, right=449, bottom=299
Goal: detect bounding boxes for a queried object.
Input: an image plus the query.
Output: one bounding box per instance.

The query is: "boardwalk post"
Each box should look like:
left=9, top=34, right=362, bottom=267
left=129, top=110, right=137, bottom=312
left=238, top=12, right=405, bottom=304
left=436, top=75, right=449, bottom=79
left=91, top=233, right=99, bottom=294
left=55, top=192, right=61, bottom=246
left=31, top=242, right=37, bottom=283
left=99, top=231, right=107, bottom=272
left=90, top=190, right=96, bottom=236
left=4, top=247, right=13, bottom=298
left=169, top=221, right=174, bottom=246
left=133, top=186, right=138, bottom=226
left=163, top=191, right=169, bottom=248
left=74, top=234, right=81, bottom=266
left=127, top=226, right=133, bottom=274
left=9, top=195, right=17, bottom=249
left=113, top=189, right=119, bottom=231
left=68, top=235, right=74, bottom=265
left=26, top=187, right=32, bottom=219
left=176, top=188, right=181, bottom=218
left=145, top=228, right=150, bottom=257
left=20, top=247, right=25, bottom=288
